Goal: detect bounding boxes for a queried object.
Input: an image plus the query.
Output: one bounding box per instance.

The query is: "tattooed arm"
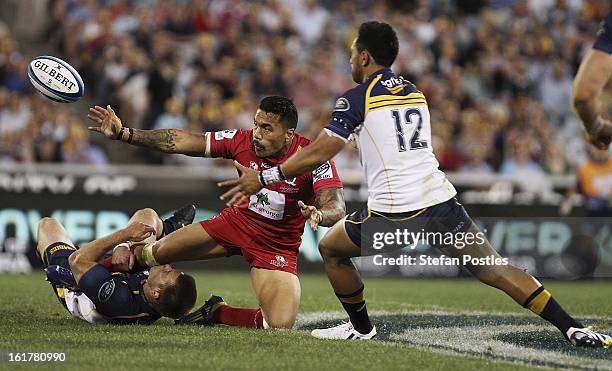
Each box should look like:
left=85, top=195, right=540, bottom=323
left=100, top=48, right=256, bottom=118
left=299, top=187, right=345, bottom=231
left=87, top=105, right=209, bottom=157
left=129, top=128, right=208, bottom=156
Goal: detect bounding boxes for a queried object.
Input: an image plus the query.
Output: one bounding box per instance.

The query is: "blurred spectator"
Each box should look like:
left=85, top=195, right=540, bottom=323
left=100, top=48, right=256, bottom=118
left=459, top=142, right=493, bottom=174
left=153, top=96, right=188, bottom=130
left=576, top=145, right=612, bottom=216
left=0, top=0, right=607, bottom=179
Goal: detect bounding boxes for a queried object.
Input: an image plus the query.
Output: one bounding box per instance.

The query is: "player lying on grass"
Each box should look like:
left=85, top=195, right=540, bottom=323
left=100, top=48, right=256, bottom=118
left=37, top=206, right=197, bottom=324
left=87, top=96, right=345, bottom=329
left=217, top=21, right=612, bottom=348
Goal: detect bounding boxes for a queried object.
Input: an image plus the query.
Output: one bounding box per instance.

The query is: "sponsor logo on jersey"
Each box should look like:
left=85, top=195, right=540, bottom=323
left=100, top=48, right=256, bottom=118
left=313, top=162, right=333, bottom=181
left=270, top=255, right=289, bottom=268
left=249, top=190, right=285, bottom=220
left=333, top=97, right=350, bottom=112
left=380, top=76, right=404, bottom=88
left=255, top=192, right=270, bottom=207
left=214, top=129, right=237, bottom=140
left=98, top=280, right=116, bottom=303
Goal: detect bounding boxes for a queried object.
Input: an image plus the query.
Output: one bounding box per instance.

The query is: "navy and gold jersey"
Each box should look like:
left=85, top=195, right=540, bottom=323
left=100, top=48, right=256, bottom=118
left=594, top=11, right=612, bottom=54
left=324, top=67, right=456, bottom=213
left=79, top=265, right=161, bottom=324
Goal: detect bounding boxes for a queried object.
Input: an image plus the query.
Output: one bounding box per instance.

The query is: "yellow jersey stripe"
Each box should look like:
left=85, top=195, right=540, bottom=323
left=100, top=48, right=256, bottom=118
left=364, top=74, right=383, bottom=116
left=368, top=98, right=427, bottom=108
left=370, top=92, right=426, bottom=103
left=367, top=102, right=427, bottom=113
left=386, top=84, right=406, bottom=93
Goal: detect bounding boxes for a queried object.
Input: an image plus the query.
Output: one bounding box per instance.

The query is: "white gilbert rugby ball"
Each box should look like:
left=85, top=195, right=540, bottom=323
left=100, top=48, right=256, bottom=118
left=28, top=56, right=84, bottom=103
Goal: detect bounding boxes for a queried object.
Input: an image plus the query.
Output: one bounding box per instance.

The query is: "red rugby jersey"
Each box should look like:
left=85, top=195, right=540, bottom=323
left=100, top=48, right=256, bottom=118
left=209, top=129, right=343, bottom=251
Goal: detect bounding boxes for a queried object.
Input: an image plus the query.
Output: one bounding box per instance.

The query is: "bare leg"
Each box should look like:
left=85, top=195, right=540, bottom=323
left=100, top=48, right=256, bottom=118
left=37, top=217, right=75, bottom=264
left=441, top=223, right=541, bottom=304
left=317, top=217, right=374, bottom=334
left=126, top=208, right=164, bottom=239
left=318, top=217, right=363, bottom=294
left=250, top=268, right=301, bottom=329
left=150, top=223, right=228, bottom=264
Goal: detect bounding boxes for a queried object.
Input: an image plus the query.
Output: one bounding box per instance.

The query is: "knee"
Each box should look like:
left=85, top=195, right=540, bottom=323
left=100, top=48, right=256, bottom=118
left=134, top=208, right=158, bottom=219
left=264, top=314, right=296, bottom=329
left=318, top=237, right=334, bottom=261
left=38, top=217, right=60, bottom=234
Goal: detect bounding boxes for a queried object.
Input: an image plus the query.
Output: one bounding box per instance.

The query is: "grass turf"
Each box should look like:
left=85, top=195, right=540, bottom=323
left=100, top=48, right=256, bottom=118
left=0, top=271, right=610, bottom=370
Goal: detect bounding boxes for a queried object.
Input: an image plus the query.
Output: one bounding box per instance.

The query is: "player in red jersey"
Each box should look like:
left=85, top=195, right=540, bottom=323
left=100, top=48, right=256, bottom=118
left=87, top=96, right=345, bottom=329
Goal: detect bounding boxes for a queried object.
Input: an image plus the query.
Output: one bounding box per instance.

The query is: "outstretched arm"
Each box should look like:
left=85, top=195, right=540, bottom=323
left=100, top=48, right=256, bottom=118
left=280, top=131, right=346, bottom=179
left=572, top=49, right=612, bottom=149
left=219, top=131, right=346, bottom=205
left=88, top=105, right=209, bottom=156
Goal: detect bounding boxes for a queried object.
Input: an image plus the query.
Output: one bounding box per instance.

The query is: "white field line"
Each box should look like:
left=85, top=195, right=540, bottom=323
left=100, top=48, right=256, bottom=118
left=296, top=310, right=612, bottom=371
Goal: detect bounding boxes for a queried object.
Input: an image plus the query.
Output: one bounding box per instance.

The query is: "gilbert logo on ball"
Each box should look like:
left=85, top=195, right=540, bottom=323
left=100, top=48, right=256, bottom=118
left=27, top=55, right=85, bottom=103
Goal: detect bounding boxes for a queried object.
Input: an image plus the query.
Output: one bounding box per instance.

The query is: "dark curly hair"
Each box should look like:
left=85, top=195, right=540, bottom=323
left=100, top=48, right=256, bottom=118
left=259, top=96, right=298, bottom=130
left=355, top=21, right=399, bottom=67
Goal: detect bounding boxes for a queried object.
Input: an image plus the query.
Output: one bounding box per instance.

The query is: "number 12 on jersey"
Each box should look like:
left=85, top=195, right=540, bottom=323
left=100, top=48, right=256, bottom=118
left=391, top=108, right=428, bottom=152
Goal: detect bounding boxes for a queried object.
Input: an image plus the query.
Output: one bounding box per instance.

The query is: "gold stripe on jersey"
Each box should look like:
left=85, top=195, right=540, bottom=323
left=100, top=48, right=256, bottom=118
left=369, top=98, right=426, bottom=107
left=369, top=92, right=426, bottom=103
left=386, top=84, right=407, bottom=94
left=364, top=74, right=383, bottom=116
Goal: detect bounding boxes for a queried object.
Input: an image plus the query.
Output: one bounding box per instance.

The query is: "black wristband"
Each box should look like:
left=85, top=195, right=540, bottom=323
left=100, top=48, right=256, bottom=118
left=278, top=166, right=287, bottom=181
left=116, top=127, right=125, bottom=140
left=127, top=128, right=134, bottom=144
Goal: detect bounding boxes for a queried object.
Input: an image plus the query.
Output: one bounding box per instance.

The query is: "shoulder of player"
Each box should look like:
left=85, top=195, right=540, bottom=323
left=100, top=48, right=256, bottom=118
left=332, top=84, right=368, bottom=114
left=212, top=128, right=251, bottom=140
left=292, top=132, right=312, bottom=147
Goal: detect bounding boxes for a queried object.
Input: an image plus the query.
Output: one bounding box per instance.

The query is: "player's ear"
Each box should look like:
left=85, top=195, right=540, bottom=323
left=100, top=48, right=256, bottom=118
left=152, top=287, right=161, bottom=300
left=361, top=49, right=370, bottom=67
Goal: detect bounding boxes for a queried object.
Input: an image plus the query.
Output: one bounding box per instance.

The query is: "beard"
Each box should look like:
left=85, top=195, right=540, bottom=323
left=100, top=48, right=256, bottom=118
left=351, top=65, right=363, bottom=84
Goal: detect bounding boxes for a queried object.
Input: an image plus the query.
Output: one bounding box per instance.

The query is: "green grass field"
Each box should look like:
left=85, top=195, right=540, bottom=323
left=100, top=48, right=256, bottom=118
left=1, top=271, right=611, bottom=370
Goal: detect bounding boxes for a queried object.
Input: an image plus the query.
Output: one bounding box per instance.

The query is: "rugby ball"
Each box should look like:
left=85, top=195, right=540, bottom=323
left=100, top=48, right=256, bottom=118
left=27, top=55, right=85, bottom=103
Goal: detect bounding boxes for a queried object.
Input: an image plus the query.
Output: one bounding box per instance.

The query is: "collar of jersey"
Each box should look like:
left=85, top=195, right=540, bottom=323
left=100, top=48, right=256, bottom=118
left=364, top=67, right=392, bottom=83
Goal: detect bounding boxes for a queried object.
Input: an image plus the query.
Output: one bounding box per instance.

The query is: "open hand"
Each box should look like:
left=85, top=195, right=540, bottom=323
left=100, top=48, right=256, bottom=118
left=87, top=105, right=123, bottom=140
left=298, top=200, right=323, bottom=231
left=122, top=222, right=155, bottom=242
left=218, top=161, right=263, bottom=206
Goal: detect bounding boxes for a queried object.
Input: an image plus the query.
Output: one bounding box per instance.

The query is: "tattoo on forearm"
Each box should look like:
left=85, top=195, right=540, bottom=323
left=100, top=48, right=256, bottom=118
left=131, top=129, right=178, bottom=153
left=315, top=188, right=346, bottom=227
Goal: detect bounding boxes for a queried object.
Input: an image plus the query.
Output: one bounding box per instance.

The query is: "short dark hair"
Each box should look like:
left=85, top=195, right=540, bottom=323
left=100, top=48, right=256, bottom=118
left=157, top=273, right=197, bottom=319
left=259, top=96, right=298, bottom=130
left=355, top=21, right=399, bottom=67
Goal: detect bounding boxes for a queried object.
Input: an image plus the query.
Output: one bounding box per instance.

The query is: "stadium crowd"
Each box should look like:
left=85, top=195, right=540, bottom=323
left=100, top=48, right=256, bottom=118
left=0, top=0, right=610, bottom=178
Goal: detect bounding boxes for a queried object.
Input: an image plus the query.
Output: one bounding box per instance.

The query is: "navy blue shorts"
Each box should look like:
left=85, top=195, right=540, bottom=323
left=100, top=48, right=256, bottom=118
left=344, top=197, right=473, bottom=252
